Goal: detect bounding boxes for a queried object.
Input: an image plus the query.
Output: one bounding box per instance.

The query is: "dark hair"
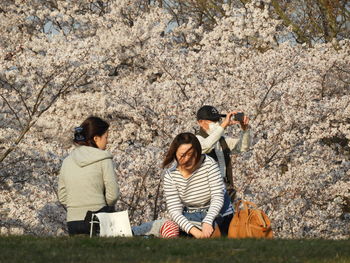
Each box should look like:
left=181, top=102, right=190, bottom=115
left=162, top=133, right=202, bottom=169
left=73, top=116, right=109, bottom=148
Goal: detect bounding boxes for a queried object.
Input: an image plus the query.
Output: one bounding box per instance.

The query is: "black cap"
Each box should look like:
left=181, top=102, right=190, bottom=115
left=196, top=105, right=226, bottom=121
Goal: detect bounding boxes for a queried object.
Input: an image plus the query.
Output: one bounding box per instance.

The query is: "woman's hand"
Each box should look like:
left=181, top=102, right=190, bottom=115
left=201, top=222, right=214, bottom=238
left=189, top=226, right=203, bottom=239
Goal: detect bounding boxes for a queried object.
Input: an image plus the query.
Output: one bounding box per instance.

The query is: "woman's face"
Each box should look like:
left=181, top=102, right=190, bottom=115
left=94, top=131, right=109, bottom=150
left=176, top=143, right=196, bottom=168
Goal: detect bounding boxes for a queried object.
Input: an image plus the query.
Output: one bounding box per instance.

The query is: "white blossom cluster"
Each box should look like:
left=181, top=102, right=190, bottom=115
left=0, top=0, right=349, bottom=238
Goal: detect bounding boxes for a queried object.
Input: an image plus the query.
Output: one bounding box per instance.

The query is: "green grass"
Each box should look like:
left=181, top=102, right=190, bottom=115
left=0, top=236, right=349, bottom=263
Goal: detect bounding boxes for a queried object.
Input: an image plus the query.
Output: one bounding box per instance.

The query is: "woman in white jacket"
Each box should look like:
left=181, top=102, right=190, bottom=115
left=58, top=116, right=119, bottom=235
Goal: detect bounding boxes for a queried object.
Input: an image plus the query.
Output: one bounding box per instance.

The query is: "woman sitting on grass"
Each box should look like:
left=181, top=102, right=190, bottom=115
left=163, top=133, right=234, bottom=238
left=58, top=116, right=119, bottom=235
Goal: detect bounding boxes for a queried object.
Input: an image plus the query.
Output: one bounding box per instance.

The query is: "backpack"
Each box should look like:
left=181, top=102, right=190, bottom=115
left=228, top=200, right=273, bottom=239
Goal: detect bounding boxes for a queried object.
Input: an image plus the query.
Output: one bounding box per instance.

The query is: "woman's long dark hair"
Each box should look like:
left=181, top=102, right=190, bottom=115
left=73, top=116, right=109, bottom=148
left=162, top=133, right=202, bottom=170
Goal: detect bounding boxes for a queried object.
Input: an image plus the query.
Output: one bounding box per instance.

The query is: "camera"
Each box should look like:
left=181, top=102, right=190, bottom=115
left=233, top=112, right=244, bottom=122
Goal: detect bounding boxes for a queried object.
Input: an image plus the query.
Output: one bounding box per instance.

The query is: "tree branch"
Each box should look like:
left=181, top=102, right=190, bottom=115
left=0, top=94, right=23, bottom=128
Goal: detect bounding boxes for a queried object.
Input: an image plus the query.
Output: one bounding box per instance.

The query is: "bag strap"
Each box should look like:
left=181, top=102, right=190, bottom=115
left=247, top=209, right=267, bottom=228
left=234, top=200, right=243, bottom=213
left=243, top=201, right=258, bottom=210
left=235, top=200, right=258, bottom=212
left=243, top=201, right=266, bottom=227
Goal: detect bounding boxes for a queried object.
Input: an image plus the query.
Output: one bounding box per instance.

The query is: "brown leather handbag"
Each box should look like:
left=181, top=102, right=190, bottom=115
left=228, top=200, right=273, bottom=239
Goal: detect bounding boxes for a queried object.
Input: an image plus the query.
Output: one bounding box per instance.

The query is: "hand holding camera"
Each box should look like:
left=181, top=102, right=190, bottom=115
left=221, top=111, right=249, bottom=130
left=233, top=112, right=244, bottom=122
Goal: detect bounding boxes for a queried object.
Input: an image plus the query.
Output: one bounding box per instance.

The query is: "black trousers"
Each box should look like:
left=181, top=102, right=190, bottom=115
left=67, top=220, right=90, bottom=236
left=67, top=206, right=115, bottom=236
left=216, top=213, right=233, bottom=236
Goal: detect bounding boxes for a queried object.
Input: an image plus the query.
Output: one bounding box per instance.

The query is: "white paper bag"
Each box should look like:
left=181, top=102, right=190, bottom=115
left=95, top=210, right=133, bottom=237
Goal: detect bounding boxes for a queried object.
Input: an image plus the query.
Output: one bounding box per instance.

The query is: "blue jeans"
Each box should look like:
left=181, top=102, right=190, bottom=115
left=182, top=192, right=234, bottom=236
left=220, top=190, right=234, bottom=216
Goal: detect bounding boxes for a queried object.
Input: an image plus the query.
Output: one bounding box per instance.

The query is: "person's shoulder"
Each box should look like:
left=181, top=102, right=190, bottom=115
left=196, top=155, right=217, bottom=172
left=61, top=153, right=73, bottom=166
left=203, top=154, right=216, bottom=165
left=70, top=146, right=113, bottom=167
left=196, top=133, right=204, bottom=138
left=59, top=153, right=75, bottom=175
left=164, top=164, right=178, bottom=178
left=166, top=165, right=177, bottom=174
left=87, top=146, right=113, bottom=159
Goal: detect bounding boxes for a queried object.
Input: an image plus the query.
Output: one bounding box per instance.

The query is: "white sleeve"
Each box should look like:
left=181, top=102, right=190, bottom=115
left=196, top=126, right=225, bottom=154
left=58, top=168, right=67, bottom=206
left=102, top=158, right=119, bottom=206
left=225, top=129, right=251, bottom=153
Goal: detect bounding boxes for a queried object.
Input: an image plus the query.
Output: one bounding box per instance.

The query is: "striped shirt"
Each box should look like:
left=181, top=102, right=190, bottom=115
left=164, top=155, right=224, bottom=233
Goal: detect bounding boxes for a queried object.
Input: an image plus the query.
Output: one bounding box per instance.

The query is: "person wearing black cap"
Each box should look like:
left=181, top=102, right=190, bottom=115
left=196, top=105, right=251, bottom=201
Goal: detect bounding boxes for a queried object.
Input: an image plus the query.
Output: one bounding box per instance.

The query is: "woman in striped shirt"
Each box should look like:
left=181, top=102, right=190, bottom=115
left=163, top=133, right=234, bottom=238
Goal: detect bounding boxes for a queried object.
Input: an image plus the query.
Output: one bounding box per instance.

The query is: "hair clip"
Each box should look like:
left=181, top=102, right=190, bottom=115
left=74, top=126, right=85, bottom=141
left=75, top=127, right=83, bottom=133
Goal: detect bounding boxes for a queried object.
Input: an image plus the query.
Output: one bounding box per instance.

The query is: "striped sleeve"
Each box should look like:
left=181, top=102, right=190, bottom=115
left=163, top=171, right=195, bottom=233
left=202, top=159, right=224, bottom=226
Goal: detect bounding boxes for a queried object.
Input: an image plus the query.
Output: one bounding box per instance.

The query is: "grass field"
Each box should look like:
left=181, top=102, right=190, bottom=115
left=0, top=236, right=349, bottom=263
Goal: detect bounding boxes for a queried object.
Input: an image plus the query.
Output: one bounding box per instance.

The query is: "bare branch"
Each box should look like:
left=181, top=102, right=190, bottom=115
left=31, top=69, right=61, bottom=116
left=156, top=58, right=190, bottom=100
left=0, top=94, right=23, bottom=128
left=0, top=120, right=35, bottom=163
left=153, top=177, right=162, bottom=220
left=0, top=78, right=31, bottom=119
